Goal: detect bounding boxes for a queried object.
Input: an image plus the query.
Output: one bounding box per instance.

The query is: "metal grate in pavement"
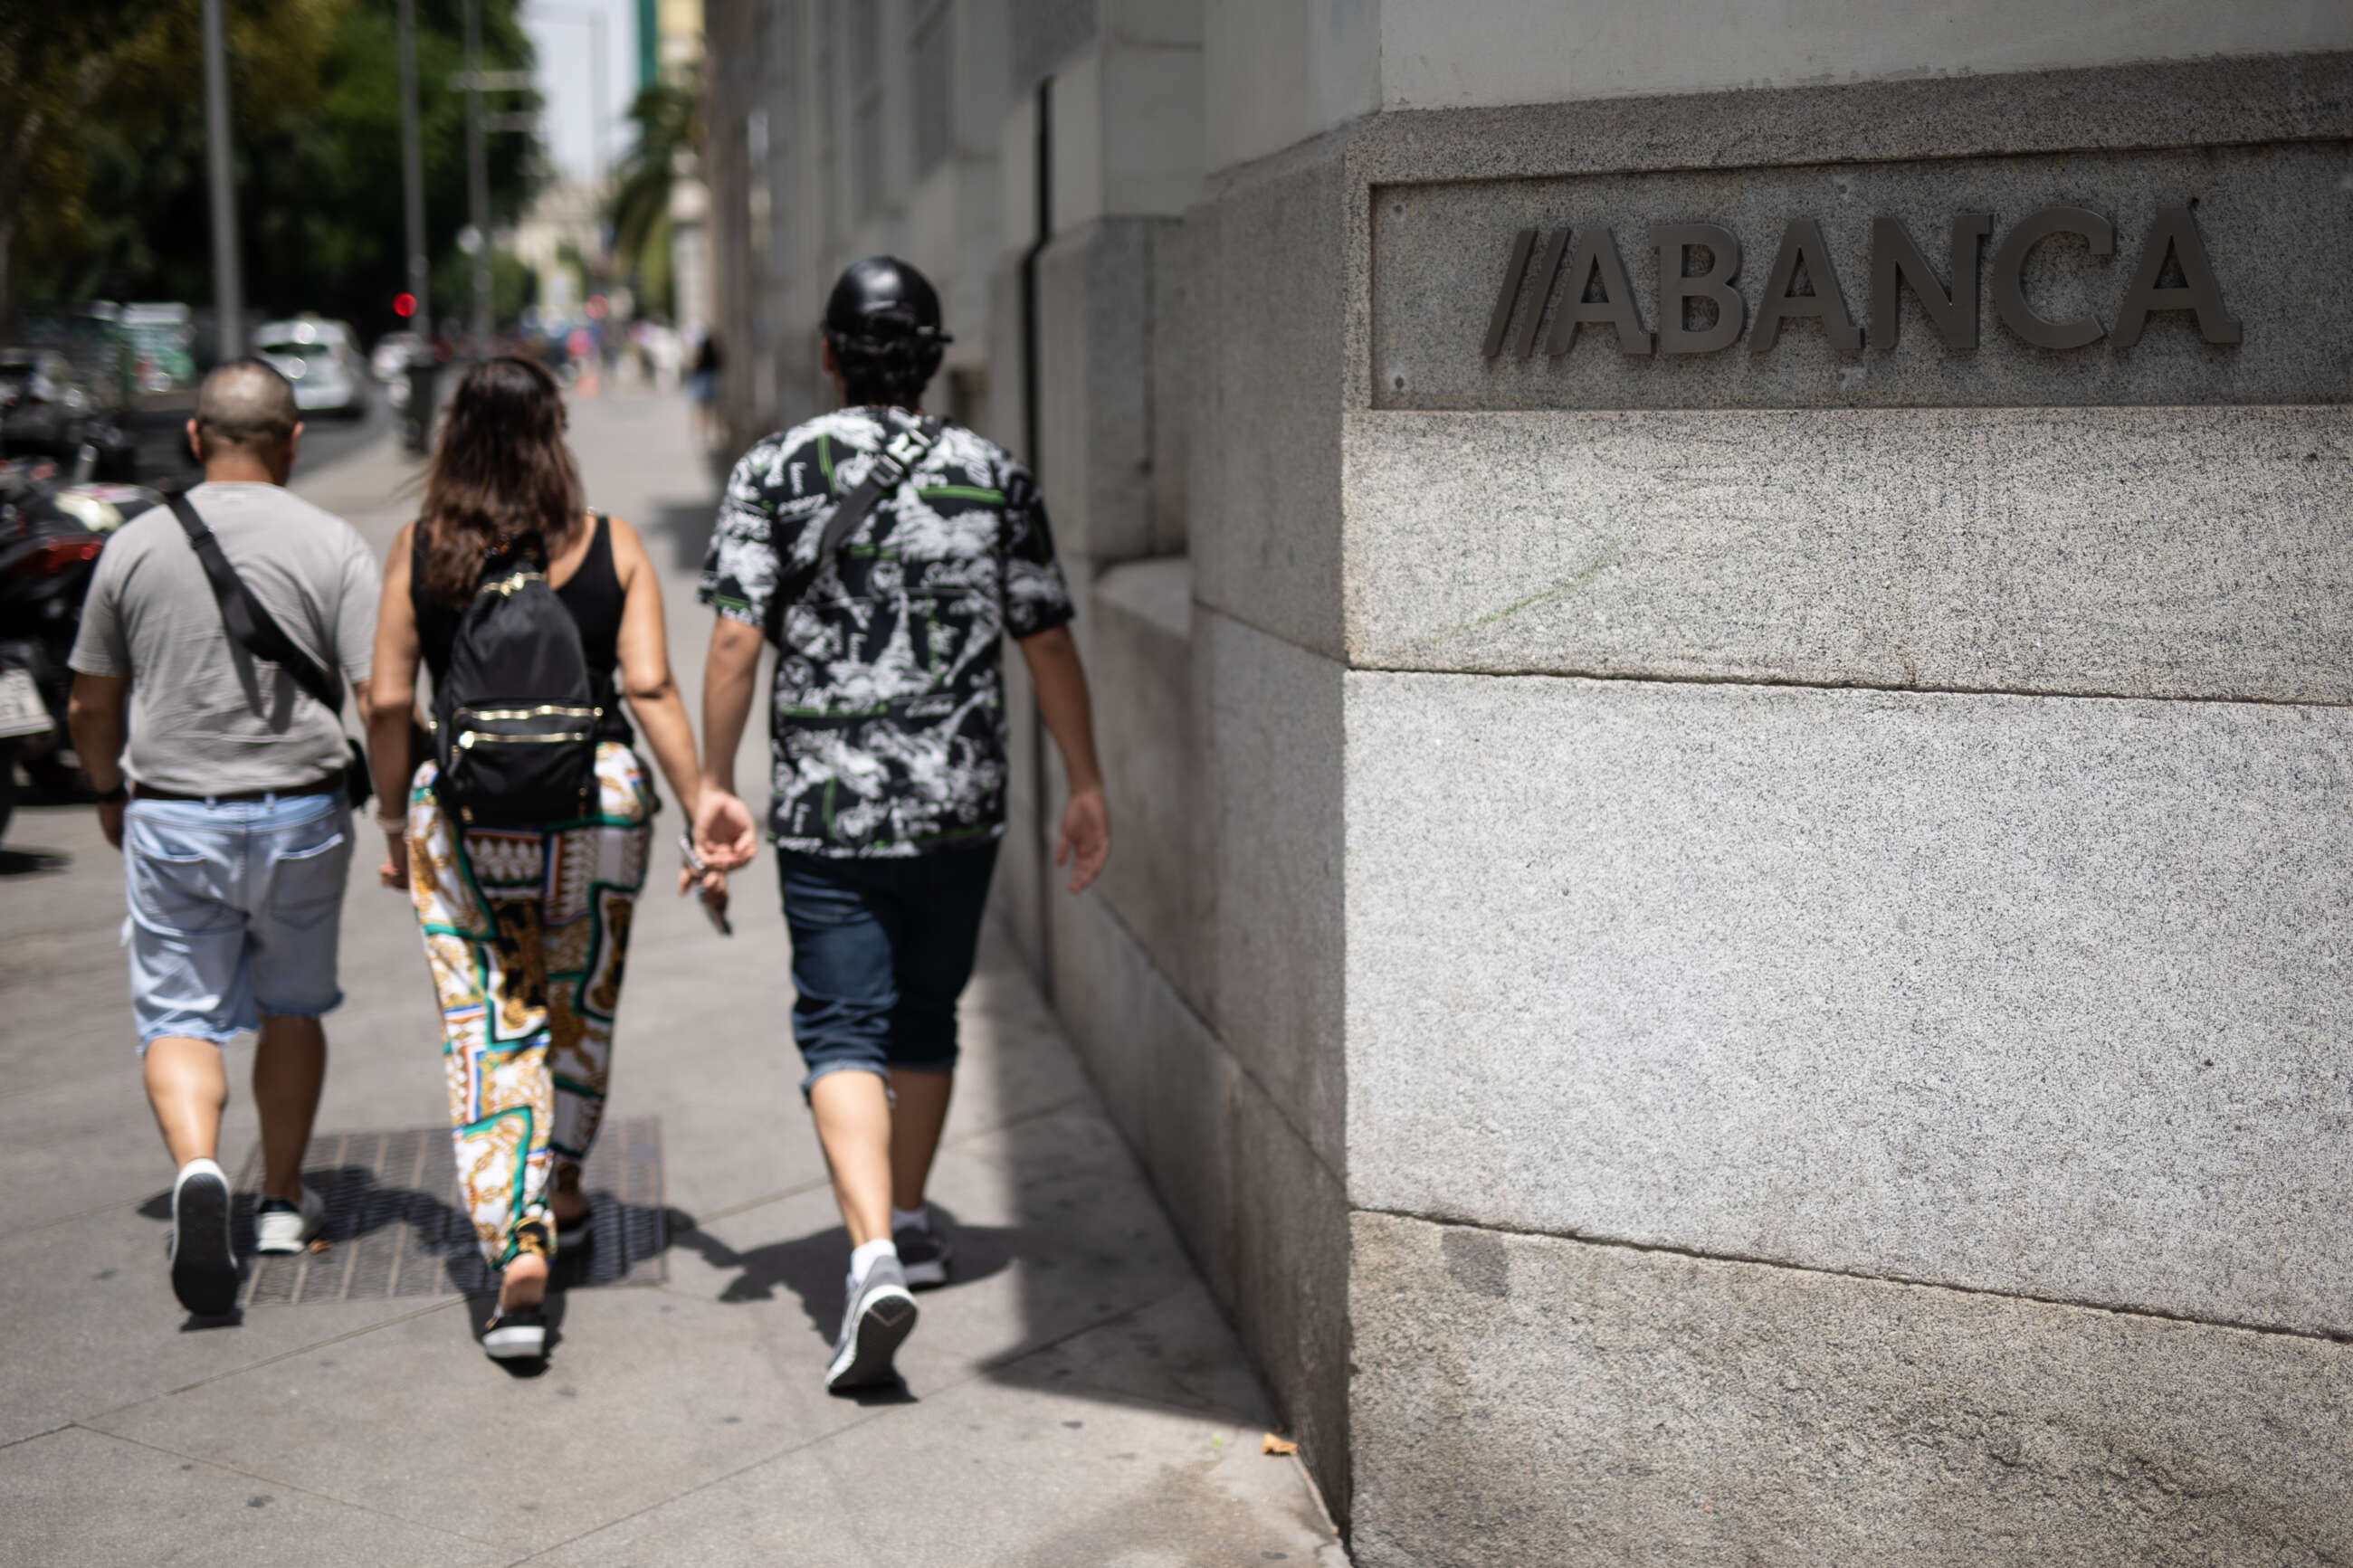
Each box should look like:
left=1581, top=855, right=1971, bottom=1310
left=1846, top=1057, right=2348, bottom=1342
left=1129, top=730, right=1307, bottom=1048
left=232, top=1118, right=668, bottom=1306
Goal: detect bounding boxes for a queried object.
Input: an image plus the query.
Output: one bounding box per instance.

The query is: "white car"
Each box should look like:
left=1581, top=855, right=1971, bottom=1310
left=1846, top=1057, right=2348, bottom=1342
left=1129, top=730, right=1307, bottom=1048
left=253, top=318, right=368, bottom=418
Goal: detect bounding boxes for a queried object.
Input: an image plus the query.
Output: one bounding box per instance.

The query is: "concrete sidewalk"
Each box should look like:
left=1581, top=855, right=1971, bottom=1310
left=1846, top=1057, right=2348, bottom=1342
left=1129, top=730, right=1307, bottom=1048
left=0, top=387, right=1346, bottom=1566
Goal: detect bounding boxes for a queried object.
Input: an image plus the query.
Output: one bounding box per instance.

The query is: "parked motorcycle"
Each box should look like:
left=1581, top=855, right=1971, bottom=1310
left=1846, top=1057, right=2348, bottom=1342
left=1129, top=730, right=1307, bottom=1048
left=0, top=454, right=159, bottom=839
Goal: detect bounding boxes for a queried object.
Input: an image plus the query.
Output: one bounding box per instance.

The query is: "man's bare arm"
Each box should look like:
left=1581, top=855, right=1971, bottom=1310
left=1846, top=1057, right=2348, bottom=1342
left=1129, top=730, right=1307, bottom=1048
left=1017, top=625, right=1110, bottom=893
left=67, top=672, right=130, bottom=849
left=694, top=617, right=767, bottom=869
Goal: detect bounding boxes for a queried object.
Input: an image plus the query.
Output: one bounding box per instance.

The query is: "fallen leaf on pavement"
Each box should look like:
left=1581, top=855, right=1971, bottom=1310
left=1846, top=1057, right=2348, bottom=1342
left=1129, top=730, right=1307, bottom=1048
left=1261, top=1433, right=1298, bottom=1456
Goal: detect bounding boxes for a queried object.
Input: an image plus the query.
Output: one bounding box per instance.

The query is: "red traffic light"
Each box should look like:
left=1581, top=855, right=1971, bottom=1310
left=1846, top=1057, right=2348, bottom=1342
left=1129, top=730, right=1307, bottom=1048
left=393, top=292, right=417, bottom=318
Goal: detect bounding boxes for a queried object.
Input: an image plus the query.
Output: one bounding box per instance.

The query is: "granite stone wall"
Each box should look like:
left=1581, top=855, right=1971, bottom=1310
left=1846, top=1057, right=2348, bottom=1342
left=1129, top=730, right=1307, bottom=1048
left=1326, top=51, right=2353, bottom=1565
left=996, top=39, right=2353, bottom=1562
left=986, top=135, right=1358, bottom=1518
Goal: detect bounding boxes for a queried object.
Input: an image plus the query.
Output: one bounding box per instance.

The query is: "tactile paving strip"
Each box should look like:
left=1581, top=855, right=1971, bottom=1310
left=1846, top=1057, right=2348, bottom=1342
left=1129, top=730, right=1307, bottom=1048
left=232, top=1118, right=667, bottom=1306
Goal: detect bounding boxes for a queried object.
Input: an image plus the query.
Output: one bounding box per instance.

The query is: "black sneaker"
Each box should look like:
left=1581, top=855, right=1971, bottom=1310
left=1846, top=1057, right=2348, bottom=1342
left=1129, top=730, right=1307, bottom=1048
left=826, top=1255, right=918, bottom=1391
left=893, top=1213, right=952, bottom=1288
left=167, top=1159, right=238, bottom=1316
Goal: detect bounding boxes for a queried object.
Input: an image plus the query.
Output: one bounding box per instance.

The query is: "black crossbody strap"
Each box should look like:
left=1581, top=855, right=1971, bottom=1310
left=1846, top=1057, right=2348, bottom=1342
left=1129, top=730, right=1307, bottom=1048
left=166, top=489, right=345, bottom=718
left=766, top=413, right=945, bottom=642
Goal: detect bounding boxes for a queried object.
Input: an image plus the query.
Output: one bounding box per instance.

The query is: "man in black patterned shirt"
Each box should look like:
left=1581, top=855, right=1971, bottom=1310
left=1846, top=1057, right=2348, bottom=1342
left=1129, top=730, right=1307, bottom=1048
left=692, top=258, right=1110, bottom=1392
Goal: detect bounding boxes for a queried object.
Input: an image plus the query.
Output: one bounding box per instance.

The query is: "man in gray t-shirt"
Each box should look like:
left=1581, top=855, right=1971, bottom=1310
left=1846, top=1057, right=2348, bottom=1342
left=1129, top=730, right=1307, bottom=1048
left=66, top=359, right=379, bottom=1318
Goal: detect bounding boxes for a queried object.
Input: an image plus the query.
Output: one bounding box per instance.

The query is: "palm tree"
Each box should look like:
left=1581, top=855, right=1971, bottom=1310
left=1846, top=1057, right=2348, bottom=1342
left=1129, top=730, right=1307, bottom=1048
left=606, top=81, right=700, bottom=319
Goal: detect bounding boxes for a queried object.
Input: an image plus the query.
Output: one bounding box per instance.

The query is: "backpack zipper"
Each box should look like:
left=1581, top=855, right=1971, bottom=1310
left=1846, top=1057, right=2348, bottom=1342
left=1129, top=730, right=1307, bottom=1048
left=460, top=704, right=599, bottom=721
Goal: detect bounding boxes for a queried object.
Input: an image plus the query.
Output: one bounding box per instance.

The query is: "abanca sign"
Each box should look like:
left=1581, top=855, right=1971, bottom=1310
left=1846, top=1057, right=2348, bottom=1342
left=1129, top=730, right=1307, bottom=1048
left=1481, top=209, right=2242, bottom=361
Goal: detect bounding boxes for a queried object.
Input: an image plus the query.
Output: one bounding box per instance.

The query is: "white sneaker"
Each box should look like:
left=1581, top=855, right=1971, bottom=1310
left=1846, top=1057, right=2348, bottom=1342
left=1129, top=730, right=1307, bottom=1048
left=254, top=1185, right=325, bottom=1255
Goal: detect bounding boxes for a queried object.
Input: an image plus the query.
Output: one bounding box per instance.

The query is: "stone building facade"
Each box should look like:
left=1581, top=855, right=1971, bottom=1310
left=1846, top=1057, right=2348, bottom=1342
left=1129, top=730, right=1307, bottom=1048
left=700, top=4, right=2353, bottom=1560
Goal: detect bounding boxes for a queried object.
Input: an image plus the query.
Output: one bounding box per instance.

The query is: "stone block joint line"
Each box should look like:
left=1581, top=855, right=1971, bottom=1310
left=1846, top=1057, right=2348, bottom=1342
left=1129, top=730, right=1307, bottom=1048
left=1367, top=1205, right=2351, bottom=1346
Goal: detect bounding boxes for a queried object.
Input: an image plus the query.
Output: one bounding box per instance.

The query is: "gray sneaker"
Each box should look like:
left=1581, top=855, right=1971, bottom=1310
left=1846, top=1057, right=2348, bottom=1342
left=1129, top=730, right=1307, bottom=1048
left=826, top=1255, right=918, bottom=1392
left=893, top=1213, right=952, bottom=1288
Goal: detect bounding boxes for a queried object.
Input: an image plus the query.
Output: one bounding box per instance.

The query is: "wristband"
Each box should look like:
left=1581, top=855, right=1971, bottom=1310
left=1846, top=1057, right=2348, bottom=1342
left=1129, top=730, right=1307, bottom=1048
left=375, top=810, right=411, bottom=835
left=96, top=782, right=129, bottom=805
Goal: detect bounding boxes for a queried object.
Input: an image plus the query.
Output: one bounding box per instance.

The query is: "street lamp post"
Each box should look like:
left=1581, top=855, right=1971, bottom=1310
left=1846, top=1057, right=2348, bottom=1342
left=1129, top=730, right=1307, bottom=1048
left=462, top=0, right=493, bottom=350
left=397, top=0, right=431, bottom=335
left=200, top=0, right=244, bottom=359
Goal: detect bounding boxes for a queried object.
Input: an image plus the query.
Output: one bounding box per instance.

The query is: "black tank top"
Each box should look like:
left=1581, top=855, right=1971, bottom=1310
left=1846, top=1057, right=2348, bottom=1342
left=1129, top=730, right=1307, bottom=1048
left=412, top=513, right=634, bottom=745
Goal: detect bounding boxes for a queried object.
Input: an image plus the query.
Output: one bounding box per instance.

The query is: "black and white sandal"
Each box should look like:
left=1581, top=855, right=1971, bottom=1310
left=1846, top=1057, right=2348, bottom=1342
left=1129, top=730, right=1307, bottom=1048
left=555, top=1205, right=593, bottom=1252
left=481, top=1303, right=548, bottom=1360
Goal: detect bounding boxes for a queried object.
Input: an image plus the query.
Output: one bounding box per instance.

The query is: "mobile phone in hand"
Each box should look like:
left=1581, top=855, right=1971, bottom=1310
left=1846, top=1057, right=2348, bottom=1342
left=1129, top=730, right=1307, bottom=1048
left=679, top=834, right=733, bottom=936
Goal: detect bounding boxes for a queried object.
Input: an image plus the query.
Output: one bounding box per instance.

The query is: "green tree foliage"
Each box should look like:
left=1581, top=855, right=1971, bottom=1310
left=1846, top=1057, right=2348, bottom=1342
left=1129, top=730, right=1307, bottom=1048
left=606, top=81, right=699, bottom=320
left=0, top=3, right=332, bottom=334
left=14, top=0, right=546, bottom=340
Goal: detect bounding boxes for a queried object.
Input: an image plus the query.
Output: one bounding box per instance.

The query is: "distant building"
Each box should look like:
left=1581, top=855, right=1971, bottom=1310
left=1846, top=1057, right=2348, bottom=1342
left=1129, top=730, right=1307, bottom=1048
left=511, top=180, right=608, bottom=322
left=703, top=5, right=2353, bottom=1561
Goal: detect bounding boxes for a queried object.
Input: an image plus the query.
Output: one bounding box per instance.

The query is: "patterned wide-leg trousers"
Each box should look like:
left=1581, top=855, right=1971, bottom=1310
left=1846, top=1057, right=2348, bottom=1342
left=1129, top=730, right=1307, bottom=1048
left=405, top=743, right=653, bottom=1269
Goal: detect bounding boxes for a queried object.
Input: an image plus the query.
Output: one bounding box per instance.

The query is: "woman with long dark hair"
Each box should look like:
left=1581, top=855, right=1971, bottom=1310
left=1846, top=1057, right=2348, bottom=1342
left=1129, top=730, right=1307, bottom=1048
left=366, top=357, right=752, bottom=1360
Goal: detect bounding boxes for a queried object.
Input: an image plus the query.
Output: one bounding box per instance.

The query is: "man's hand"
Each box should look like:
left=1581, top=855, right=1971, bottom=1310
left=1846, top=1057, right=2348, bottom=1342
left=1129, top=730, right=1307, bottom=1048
left=1055, top=785, right=1110, bottom=894
left=68, top=672, right=130, bottom=850
left=693, top=786, right=759, bottom=872
left=1017, top=628, right=1110, bottom=893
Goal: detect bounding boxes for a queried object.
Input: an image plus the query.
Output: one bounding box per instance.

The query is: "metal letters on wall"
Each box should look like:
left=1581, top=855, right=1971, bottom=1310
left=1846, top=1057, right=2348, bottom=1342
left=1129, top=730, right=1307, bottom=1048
left=1480, top=207, right=2243, bottom=362
left=1376, top=146, right=2343, bottom=409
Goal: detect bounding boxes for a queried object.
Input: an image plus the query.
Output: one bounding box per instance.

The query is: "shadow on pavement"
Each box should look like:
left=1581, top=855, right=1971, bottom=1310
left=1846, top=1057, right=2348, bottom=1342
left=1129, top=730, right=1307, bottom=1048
left=136, top=1170, right=681, bottom=1305
left=672, top=1204, right=1015, bottom=1335
left=0, top=846, right=71, bottom=876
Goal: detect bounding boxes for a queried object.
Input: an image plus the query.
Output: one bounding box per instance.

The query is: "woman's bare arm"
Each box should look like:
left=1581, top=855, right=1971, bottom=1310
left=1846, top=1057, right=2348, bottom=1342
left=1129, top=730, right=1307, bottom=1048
left=608, top=516, right=707, bottom=820
left=367, top=525, right=424, bottom=885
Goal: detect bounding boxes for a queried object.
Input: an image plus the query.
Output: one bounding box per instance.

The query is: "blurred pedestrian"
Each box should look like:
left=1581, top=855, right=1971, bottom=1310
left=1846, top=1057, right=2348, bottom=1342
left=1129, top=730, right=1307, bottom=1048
left=365, top=357, right=752, bottom=1362
left=65, top=360, right=379, bottom=1317
left=691, top=258, right=1110, bottom=1392
left=688, top=330, right=722, bottom=446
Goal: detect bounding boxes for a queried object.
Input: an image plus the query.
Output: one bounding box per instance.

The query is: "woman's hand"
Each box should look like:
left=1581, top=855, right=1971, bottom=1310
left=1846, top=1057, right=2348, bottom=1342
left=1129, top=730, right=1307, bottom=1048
left=378, top=830, right=411, bottom=889
left=693, top=786, right=759, bottom=872
left=677, top=863, right=729, bottom=905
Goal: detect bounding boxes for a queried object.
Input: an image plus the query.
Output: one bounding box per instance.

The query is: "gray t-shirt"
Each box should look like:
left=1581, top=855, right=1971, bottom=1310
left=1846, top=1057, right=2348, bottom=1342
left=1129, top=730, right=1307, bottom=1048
left=69, top=480, right=379, bottom=795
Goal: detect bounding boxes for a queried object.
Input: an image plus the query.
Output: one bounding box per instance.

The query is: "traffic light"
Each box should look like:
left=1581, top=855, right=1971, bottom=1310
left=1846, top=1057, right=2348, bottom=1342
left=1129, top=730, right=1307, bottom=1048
left=393, top=292, right=417, bottom=318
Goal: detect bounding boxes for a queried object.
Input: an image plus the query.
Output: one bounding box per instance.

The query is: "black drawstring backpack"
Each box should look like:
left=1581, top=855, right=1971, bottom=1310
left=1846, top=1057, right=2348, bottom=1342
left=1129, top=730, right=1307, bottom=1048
left=431, top=527, right=601, bottom=826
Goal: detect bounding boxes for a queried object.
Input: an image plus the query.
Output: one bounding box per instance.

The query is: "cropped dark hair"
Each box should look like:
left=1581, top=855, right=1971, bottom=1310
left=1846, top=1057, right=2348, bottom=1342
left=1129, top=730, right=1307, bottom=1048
left=194, top=358, right=300, bottom=451
left=416, top=357, right=585, bottom=606
left=826, top=328, right=944, bottom=409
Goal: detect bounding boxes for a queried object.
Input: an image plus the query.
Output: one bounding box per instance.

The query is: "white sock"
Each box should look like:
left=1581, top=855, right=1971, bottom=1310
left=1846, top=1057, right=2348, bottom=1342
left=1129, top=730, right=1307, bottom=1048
left=849, top=1238, right=899, bottom=1288
left=890, top=1204, right=929, bottom=1233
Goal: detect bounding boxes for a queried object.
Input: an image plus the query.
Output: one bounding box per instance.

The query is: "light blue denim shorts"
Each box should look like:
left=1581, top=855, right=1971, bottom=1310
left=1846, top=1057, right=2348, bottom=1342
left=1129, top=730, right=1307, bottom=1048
left=123, top=791, right=353, bottom=1049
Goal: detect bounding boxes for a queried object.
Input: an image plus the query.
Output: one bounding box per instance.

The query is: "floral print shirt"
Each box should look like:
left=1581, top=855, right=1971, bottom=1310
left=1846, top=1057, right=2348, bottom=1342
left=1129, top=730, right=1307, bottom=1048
left=699, top=406, right=1075, bottom=857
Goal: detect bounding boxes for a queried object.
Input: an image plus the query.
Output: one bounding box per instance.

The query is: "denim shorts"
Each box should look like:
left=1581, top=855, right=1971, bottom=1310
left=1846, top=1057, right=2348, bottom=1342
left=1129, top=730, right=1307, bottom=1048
left=123, top=791, right=353, bottom=1049
left=778, top=841, right=1000, bottom=1097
